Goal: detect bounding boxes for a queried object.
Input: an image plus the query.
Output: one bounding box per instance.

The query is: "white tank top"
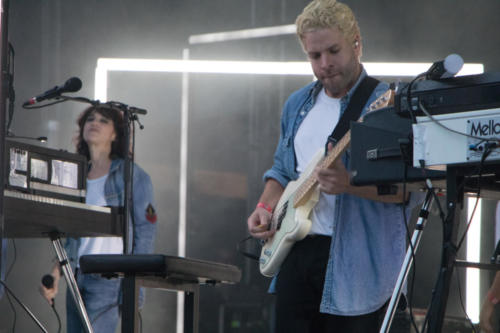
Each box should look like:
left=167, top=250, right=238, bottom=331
left=77, top=174, right=123, bottom=266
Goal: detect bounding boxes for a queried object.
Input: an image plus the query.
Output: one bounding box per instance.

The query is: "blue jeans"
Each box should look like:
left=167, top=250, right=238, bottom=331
left=66, top=269, right=121, bottom=333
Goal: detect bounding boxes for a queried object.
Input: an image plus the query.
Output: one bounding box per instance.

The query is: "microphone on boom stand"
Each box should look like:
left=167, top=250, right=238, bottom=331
left=23, top=77, right=82, bottom=107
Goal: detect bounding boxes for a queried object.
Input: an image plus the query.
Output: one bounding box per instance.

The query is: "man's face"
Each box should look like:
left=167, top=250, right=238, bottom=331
left=302, top=27, right=361, bottom=98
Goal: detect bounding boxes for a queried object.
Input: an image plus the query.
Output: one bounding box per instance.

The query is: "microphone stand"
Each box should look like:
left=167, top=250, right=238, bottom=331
left=94, top=101, right=146, bottom=333
left=6, top=132, right=48, bottom=143
left=103, top=101, right=147, bottom=255
left=121, top=104, right=133, bottom=255
left=58, top=95, right=100, bottom=107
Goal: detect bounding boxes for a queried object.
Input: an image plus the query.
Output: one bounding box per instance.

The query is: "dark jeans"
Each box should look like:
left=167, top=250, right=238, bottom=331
left=274, top=235, right=387, bottom=333
left=66, top=269, right=121, bottom=333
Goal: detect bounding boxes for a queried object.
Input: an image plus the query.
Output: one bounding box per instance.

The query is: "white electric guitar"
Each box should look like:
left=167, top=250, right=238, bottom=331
left=259, top=89, right=394, bottom=277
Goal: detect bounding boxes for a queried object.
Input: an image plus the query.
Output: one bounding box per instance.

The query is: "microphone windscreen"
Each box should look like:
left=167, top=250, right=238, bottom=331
left=41, top=274, right=54, bottom=289
left=63, top=77, right=83, bottom=93
left=443, top=54, right=464, bottom=77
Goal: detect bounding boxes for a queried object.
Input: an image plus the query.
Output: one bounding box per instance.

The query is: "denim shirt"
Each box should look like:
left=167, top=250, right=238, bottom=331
left=65, top=158, right=157, bottom=271
left=264, top=69, right=419, bottom=315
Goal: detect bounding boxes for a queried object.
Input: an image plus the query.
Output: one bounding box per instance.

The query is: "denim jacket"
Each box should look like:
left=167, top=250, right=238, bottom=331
left=65, top=158, right=157, bottom=271
left=264, top=69, right=419, bottom=315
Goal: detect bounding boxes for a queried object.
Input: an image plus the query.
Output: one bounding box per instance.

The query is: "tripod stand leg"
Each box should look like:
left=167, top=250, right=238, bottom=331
left=379, top=189, right=435, bottom=333
left=50, top=234, right=94, bottom=333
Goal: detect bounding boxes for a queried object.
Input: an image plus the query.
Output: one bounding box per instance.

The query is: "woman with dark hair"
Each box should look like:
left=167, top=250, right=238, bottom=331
left=41, top=105, right=158, bottom=333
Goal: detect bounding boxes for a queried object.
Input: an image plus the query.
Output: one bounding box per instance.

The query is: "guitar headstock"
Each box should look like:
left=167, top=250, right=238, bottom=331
left=368, top=88, right=395, bottom=112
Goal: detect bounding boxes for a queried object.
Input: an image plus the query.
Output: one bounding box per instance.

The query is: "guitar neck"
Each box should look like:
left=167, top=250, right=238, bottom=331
left=291, top=89, right=394, bottom=208
left=293, top=130, right=351, bottom=208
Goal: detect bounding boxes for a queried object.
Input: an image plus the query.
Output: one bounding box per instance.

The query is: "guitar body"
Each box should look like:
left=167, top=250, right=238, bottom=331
left=259, top=149, right=323, bottom=277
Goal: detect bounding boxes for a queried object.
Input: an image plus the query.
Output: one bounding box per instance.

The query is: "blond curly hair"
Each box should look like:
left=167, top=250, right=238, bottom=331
left=296, top=0, right=360, bottom=46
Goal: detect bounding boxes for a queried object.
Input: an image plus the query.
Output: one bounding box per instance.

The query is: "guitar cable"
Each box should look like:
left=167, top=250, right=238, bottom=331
left=419, top=102, right=499, bottom=143
left=4, top=239, right=18, bottom=332
left=404, top=72, right=426, bottom=124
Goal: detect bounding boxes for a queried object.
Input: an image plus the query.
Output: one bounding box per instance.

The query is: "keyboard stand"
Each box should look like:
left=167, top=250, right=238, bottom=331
left=122, top=274, right=201, bottom=333
left=80, top=254, right=242, bottom=333
left=50, top=231, right=94, bottom=333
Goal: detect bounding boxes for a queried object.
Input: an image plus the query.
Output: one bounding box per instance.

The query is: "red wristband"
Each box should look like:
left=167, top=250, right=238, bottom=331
left=487, top=291, right=499, bottom=305
left=257, top=202, right=272, bottom=213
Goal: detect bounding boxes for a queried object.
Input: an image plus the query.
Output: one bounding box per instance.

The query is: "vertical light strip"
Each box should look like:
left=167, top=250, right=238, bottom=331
left=466, top=197, right=482, bottom=323
left=94, top=66, right=108, bottom=102
left=176, top=49, right=190, bottom=333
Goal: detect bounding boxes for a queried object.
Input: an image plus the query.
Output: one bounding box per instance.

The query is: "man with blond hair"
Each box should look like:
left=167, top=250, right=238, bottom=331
left=247, top=0, right=417, bottom=332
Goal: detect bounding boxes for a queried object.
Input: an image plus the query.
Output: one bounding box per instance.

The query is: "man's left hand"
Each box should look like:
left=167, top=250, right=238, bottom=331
left=316, top=156, right=350, bottom=194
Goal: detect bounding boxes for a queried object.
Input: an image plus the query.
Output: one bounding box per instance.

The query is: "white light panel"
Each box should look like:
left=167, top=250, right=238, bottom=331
left=94, top=58, right=483, bottom=101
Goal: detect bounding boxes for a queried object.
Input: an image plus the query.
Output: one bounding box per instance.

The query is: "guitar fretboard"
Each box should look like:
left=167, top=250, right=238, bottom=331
left=291, top=89, right=394, bottom=208
left=293, top=130, right=351, bottom=208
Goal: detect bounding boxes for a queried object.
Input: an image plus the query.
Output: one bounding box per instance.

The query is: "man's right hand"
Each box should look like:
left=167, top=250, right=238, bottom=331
left=248, top=179, right=284, bottom=240
left=247, top=207, right=276, bottom=240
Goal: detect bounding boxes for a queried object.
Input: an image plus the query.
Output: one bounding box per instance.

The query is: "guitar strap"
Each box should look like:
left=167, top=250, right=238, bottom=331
left=325, top=75, right=380, bottom=151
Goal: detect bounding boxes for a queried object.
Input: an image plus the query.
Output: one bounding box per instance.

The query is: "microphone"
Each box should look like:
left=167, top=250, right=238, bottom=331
left=41, top=274, right=55, bottom=306
left=41, top=274, right=54, bottom=289
left=23, top=77, right=82, bottom=106
left=425, top=54, right=464, bottom=80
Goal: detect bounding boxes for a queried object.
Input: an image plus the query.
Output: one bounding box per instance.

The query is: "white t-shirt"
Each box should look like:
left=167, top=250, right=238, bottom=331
left=77, top=174, right=123, bottom=266
left=294, top=88, right=340, bottom=236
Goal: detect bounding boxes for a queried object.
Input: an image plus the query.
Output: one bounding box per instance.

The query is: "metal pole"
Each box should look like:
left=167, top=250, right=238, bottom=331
left=50, top=233, right=94, bottom=333
left=426, top=167, right=463, bottom=333
left=0, top=0, right=10, bottom=286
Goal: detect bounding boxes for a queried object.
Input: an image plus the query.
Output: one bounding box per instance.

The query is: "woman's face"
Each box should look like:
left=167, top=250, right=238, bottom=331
left=82, top=111, right=116, bottom=147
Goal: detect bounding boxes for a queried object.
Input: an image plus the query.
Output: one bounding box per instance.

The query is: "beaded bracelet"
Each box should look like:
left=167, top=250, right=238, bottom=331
left=487, top=291, right=500, bottom=304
